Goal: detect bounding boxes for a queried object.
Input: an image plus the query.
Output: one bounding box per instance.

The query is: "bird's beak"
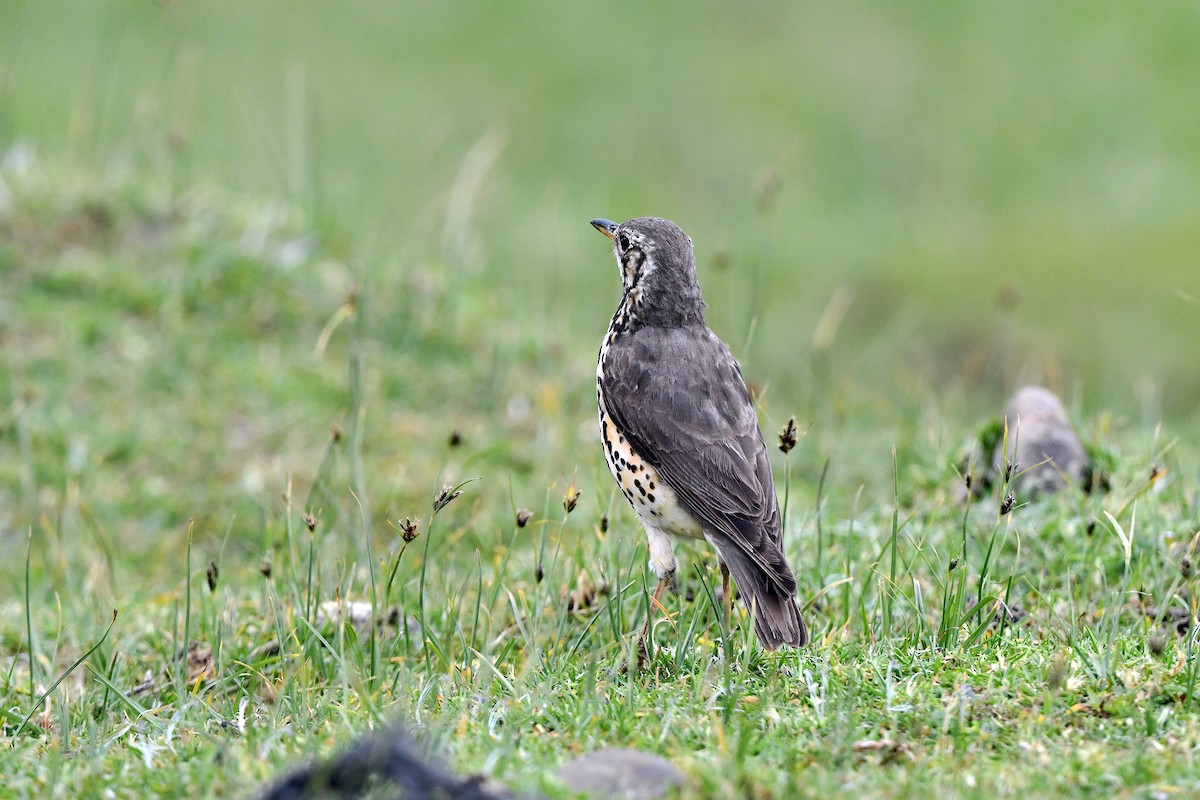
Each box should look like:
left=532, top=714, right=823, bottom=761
left=590, top=218, right=619, bottom=241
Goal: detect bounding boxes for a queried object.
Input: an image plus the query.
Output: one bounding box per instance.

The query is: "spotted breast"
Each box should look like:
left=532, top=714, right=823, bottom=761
left=596, top=380, right=704, bottom=542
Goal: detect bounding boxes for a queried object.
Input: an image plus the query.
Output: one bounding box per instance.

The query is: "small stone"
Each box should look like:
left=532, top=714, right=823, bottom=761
left=316, top=600, right=375, bottom=632
left=994, top=386, right=1089, bottom=497
left=185, top=641, right=216, bottom=686
left=566, top=570, right=609, bottom=612
left=557, top=748, right=685, bottom=800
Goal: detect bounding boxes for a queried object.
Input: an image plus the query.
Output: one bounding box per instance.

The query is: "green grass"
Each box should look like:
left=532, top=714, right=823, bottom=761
left=2, top=2, right=1200, bottom=798
left=3, top=157, right=1198, bottom=800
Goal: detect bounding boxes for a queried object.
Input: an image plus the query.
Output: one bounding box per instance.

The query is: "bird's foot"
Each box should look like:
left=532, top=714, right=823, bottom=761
left=636, top=632, right=651, bottom=670
left=618, top=623, right=653, bottom=675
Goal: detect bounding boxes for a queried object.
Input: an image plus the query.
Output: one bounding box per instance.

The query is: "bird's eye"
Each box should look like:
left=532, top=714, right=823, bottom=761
left=617, top=233, right=630, bottom=250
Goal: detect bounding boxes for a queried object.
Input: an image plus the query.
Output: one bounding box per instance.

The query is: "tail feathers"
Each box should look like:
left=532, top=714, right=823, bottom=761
left=749, top=589, right=809, bottom=649
left=723, top=557, right=809, bottom=649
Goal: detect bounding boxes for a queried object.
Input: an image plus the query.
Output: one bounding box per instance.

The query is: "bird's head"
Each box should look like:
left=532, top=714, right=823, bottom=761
left=591, top=216, right=705, bottom=327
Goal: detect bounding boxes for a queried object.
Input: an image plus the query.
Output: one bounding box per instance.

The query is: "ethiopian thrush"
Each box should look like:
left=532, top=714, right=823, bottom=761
left=591, top=216, right=808, bottom=650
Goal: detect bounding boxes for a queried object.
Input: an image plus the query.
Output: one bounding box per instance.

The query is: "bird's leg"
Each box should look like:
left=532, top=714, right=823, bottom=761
left=636, top=573, right=672, bottom=669
left=626, top=528, right=677, bottom=671
left=719, top=561, right=732, bottom=628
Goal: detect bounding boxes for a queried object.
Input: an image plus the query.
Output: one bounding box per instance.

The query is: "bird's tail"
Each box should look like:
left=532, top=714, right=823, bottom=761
left=723, top=557, right=809, bottom=649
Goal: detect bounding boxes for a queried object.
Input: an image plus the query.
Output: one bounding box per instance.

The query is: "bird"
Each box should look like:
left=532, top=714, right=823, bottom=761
left=590, top=216, right=808, bottom=653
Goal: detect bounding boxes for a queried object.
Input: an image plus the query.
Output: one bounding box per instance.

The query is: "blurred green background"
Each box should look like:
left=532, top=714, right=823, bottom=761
left=5, top=0, right=1197, bottom=414
left=2, top=0, right=1198, bottom=546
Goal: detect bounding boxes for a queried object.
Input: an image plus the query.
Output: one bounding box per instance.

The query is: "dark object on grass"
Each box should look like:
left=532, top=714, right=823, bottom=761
left=994, top=386, right=1090, bottom=496
left=260, top=728, right=685, bottom=800
left=556, top=748, right=685, bottom=800
left=1142, top=604, right=1193, bottom=637
left=259, top=728, right=510, bottom=800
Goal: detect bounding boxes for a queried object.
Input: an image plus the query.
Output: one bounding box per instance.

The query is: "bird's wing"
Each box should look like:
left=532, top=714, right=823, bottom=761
left=601, top=325, right=794, bottom=594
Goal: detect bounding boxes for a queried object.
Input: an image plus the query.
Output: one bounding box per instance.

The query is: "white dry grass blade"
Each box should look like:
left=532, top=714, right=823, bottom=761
left=467, top=646, right=516, bottom=695
left=1103, top=506, right=1135, bottom=575
left=443, top=127, right=506, bottom=271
